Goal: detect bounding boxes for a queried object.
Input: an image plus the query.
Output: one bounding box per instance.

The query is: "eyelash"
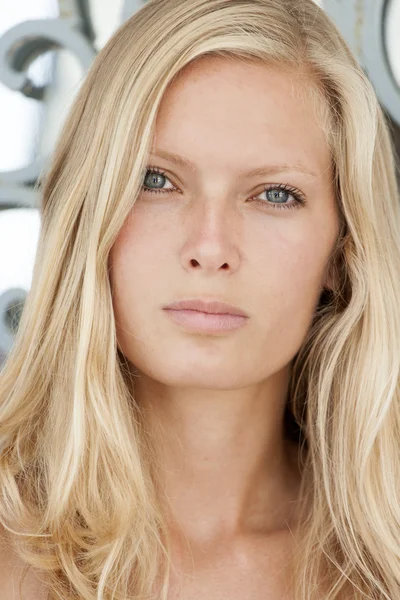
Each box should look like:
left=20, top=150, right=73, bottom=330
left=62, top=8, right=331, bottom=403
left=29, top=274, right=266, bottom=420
left=142, top=166, right=307, bottom=211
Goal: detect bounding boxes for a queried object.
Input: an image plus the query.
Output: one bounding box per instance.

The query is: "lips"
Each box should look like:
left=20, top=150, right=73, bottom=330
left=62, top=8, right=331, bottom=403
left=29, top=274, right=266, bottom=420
left=163, top=298, right=248, bottom=317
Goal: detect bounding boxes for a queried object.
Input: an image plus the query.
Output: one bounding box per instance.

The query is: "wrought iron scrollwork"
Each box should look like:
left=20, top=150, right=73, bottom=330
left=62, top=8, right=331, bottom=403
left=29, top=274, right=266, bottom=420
left=0, top=14, right=96, bottom=209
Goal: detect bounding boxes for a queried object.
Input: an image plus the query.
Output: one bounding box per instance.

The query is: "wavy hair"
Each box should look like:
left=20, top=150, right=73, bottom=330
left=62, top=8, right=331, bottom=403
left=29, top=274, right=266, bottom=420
left=0, top=0, right=399, bottom=598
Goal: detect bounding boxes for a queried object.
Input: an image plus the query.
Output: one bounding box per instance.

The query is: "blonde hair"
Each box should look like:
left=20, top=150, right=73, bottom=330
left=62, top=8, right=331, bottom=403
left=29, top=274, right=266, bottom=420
left=0, top=0, right=400, bottom=598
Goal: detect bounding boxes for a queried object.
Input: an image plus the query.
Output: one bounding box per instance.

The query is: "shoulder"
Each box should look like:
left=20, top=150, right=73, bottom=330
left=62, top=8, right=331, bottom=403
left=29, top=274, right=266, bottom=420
left=0, top=526, right=49, bottom=600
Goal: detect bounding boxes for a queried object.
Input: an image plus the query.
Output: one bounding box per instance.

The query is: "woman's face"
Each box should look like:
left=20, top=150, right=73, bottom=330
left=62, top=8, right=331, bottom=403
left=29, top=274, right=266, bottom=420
left=109, top=57, right=339, bottom=390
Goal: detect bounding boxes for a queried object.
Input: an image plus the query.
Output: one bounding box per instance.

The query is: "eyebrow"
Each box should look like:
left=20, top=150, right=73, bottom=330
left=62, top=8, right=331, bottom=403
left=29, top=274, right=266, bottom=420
left=149, top=149, right=318, bottom=179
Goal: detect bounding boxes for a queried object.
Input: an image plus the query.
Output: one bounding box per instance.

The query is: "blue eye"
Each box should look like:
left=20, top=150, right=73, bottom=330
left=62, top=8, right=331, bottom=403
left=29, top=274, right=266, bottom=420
left=142, top=167, right=307, bottom=211
left=255, top=184, right=306, bottom=211
left=143, top=169, right=171, bottom=190
left=266, top=188, right=290, bottom=203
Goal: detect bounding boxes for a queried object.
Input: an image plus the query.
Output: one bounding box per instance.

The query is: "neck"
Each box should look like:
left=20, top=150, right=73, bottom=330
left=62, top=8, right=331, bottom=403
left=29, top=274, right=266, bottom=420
left=134, top=366, right=303, bottom=546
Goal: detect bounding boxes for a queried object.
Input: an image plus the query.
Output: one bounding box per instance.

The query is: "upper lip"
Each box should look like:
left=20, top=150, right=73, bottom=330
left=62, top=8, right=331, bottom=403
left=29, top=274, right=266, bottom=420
left=163, top=298, right=249, bottom=317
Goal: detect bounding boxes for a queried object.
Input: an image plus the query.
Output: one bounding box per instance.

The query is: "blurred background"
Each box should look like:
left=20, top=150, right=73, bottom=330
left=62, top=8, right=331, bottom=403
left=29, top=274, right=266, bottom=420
left=0, top=0, right=399, bottom=368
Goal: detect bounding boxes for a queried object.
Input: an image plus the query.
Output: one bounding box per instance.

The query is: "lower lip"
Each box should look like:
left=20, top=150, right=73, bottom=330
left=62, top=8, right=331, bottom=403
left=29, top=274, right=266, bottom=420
left=163, top=309, right=248, bottom=333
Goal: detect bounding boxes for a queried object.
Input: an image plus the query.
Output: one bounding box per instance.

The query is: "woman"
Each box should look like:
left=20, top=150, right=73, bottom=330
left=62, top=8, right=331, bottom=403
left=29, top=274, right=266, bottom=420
left=0, top=0, right=399, bottom=598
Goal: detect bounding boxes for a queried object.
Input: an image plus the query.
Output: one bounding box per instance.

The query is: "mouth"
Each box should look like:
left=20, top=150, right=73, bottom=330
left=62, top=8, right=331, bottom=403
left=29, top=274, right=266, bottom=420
left=163, top=298, right=248, bottom=317
left=163, top=305, right=249, bottom=334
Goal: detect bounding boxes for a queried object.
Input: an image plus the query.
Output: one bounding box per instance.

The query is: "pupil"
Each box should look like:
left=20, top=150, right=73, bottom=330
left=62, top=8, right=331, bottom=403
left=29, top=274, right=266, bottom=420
left=267, top=189, right=288, bottom=203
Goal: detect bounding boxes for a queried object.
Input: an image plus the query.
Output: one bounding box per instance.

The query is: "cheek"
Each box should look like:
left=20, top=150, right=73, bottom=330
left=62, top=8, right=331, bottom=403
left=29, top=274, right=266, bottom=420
left=109, top=208, right=176, bottom=328
left=110, top=206, right=173, bottom=276
left=251, top=226, right=329, bottom=316
left=233, top=229, right=325, bottom=375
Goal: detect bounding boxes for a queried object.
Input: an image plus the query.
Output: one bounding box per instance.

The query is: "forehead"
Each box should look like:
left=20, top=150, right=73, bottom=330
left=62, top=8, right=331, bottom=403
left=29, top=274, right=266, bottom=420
left=152, top=57, right=332, bottom=178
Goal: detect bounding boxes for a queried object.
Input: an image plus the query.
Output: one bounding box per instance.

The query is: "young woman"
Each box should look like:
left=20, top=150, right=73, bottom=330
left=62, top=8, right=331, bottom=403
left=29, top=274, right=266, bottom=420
left=0, top=0, right=399, bottom=598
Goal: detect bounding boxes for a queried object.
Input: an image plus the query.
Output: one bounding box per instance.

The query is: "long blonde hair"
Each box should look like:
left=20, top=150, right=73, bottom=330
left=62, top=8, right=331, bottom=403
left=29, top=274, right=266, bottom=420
left=0, top=0, right=399, bottom=598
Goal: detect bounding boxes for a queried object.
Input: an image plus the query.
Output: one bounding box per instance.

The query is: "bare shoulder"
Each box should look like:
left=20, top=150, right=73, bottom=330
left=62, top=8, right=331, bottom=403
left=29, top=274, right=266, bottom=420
left=0, top=526, right=49, bottom=600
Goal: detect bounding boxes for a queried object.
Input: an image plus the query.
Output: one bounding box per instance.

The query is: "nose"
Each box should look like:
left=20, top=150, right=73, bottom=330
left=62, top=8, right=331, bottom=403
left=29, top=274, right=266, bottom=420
left=180, top=201, right=241, bottom=274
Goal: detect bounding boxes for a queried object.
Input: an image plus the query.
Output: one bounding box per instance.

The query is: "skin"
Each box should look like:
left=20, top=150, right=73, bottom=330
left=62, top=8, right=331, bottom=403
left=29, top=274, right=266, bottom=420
left=108, top=56, right=340, bottom=596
